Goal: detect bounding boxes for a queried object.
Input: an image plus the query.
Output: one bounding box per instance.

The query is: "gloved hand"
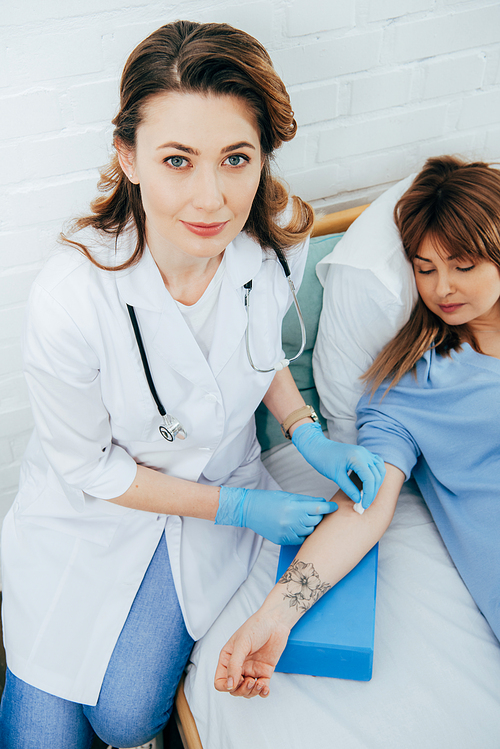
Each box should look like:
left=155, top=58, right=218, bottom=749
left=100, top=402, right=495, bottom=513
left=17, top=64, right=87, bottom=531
left=292, top=422, right=385, bottom=510
left=215, top=486, right=338, bottom=546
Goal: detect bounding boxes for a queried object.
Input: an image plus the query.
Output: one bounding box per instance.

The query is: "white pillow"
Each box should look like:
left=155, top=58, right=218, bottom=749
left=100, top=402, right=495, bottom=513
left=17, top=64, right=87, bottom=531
left=312, top=176, right=419, bottom=444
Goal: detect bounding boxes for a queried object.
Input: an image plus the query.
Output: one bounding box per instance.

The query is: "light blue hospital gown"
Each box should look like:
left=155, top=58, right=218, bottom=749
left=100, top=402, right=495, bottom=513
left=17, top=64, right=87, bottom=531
left=356, top=343, right=500, bottom=642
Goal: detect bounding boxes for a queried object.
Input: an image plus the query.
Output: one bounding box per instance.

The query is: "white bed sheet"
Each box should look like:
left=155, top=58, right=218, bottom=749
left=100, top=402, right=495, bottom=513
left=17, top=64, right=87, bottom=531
left=184, top=444, right=500, bottom=749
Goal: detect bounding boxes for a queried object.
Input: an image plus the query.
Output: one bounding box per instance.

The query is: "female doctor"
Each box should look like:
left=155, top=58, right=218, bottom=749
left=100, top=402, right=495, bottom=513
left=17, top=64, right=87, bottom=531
left=0, top=20, right=384, bottom=749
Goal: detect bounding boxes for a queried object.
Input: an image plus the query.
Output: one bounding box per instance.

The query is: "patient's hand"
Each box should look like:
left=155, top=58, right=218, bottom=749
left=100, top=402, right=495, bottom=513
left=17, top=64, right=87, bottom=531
left=214, top=611, right=290, bottom=698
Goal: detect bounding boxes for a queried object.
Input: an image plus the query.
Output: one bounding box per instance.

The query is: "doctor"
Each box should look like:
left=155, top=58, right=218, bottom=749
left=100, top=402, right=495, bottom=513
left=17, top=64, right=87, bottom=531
left=0, top=20, right=384, bottom=749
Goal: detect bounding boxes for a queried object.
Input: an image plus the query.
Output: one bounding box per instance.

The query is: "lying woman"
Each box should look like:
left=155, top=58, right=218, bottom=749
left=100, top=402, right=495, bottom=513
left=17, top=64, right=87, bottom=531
left=214, top=154, right=500, bottom=699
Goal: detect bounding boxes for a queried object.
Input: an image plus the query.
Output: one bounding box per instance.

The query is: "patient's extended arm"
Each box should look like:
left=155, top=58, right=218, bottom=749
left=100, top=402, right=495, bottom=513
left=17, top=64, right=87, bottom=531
left=214, top=463, right=405, bottom=698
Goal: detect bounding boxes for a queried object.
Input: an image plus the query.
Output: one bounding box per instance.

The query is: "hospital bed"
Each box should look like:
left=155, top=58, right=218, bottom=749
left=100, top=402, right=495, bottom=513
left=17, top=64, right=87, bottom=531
left=172, top=200, right=500, bottom=749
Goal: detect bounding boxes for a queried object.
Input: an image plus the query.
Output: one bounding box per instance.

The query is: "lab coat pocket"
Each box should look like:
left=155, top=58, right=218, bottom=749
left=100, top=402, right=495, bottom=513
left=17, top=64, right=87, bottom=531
left=16, top=467, right=134, bottom=547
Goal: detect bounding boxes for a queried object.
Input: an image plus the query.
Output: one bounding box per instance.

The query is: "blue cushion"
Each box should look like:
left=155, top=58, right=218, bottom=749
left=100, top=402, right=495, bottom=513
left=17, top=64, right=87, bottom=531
left=255, top=233, right=344, bottom=452
left=274, top=543, right=378, bottom=681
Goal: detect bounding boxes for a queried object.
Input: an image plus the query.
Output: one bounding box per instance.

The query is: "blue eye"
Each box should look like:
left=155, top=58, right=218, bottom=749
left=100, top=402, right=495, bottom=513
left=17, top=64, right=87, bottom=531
left=225, top=154, right=248, bottom=167
left=165, top=155, right=188, bottom=168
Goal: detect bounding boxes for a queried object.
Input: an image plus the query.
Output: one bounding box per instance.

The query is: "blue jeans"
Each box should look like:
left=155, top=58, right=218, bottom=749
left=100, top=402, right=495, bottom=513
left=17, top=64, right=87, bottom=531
left=0, top=532, right=194, bottom=748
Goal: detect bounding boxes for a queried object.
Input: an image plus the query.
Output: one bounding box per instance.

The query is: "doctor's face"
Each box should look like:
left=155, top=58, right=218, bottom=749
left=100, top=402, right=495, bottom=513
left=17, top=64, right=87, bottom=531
left=119, top=92, right=263, bottom=263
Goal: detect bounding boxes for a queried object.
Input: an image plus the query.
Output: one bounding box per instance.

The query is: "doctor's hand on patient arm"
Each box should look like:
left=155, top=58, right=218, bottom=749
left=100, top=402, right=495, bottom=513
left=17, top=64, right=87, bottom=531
left=291, top=422, right=385, bottom=510
left=215, top=486, right=338, bottom=546
left=214, top=463, right=404, bottom=699
left=261, top=367, right=384, bottom=510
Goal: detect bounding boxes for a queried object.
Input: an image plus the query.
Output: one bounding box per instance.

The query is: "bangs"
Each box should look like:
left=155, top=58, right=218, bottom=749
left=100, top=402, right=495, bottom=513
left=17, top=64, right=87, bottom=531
left=422, top=228, right=487, bottom=265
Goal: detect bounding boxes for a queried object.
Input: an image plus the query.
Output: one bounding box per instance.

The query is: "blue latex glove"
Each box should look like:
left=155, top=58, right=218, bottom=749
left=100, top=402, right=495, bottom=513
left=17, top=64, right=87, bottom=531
left=292, top=422, right=385, bottom=510
left=215, top=486, right=338, bottom=546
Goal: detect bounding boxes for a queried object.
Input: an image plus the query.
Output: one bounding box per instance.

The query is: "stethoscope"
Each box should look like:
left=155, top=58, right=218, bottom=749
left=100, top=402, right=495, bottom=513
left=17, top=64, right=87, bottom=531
left=127, top=250, right=306, bottom=442
left=244, top=248, right=306, bottom=372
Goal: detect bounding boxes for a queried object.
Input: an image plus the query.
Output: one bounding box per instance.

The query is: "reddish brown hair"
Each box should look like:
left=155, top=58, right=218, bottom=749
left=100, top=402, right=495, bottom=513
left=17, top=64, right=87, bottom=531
left=363, top=155, right=500, bottom=393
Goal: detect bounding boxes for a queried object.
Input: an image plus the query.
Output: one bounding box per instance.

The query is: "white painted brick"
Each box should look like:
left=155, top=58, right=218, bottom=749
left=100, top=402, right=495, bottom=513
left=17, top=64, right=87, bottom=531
left=286, top=0, right=355, bottom=37
left=458, top=89, right=500, bottom=130
left=275, top=135, right=309, bottom=174
left=0, top=229, right=43, bottom=270
left=346, top=149, right=416, bottom=190
left=0, top=375, right=29, bottom=411
left=196, top=2, right=277, bottom=49
left=0, top=406, right=33, bottom=440
left=70, top=79, right=120, bottom=125
left=284, top=163, right=342, bottom=203
left=423, top=54, right=486, bottom=100
left=5, top=176, right=98, bottom=229
left=0, top=306, right=26, bottom=343
left=0, top=343, right=23, bottom=377
left=21, top=130, right=111, bottom=181
left=0, top=144, right=21, bottom=186
left=0, top=438, right=13, bottom=465
left=417, top=132, right=485, bottom=163
left=0, top=45, right=11, bottom=89
left=0, top=90, right=62, bottom=140
left=290, top=83, right=339, bottom=126
left=368, top=0, right=434, bottom=22
left=11, top=29, right=104, bottom=83
left=1, top=0, right=147, bottom=24
left=485, top=127, right=500, bottom=160
left=391, top=5, right=500, bottom=64
left=271, top=30, right=383, bottom=86
left=318, top=103, right=449, bottom=159
left=480, top=48, right=500, bottom=87
left=495, top=53, right=500, bottom=85
left=0, top=270, right=39, bottom=307
left=338, top=81, right=352, bottom=116
left=101, top=21, right=168, bottom=71
left=350, top=69, right=413, bottom=114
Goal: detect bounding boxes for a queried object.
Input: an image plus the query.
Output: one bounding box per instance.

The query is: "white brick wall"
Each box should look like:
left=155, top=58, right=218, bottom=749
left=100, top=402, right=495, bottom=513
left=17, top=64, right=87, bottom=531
left=0, top=0, right=499, bottom=553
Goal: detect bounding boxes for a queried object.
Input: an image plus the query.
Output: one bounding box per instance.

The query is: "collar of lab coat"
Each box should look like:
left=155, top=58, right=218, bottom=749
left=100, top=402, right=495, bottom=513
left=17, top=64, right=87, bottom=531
left=115, top=229, right=263, bottom=312
left=115, top=230, right=264, bottom=382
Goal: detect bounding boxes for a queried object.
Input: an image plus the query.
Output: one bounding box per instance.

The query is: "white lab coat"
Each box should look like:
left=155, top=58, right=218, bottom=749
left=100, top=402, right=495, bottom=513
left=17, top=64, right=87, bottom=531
left=1, top=225, right=308, bottom=705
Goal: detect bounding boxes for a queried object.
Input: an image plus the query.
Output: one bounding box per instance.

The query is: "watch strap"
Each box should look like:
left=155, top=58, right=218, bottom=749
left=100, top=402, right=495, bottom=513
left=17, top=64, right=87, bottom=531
left=280, top=405, right=319, bottom=440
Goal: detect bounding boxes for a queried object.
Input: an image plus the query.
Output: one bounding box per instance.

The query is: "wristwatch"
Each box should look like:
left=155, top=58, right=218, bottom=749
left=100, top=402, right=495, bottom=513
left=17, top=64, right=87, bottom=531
left=280, top=405, right=319, bottom=440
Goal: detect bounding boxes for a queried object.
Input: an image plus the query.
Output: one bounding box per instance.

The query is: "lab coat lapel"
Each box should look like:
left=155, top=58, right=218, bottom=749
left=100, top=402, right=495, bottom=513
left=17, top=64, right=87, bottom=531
left=208, top=233, right=263, bottom=377
left=116, top=247, right=214, bottom=388
left=116, top=233, right=263, bottom=384
left=151, top=299, right=214, bottom=388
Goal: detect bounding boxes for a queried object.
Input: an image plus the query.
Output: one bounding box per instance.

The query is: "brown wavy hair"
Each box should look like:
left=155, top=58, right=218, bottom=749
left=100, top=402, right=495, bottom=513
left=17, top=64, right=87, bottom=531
left=62, top=20, right=313, bottom=270
left=363, top=155, right=500, bottom=394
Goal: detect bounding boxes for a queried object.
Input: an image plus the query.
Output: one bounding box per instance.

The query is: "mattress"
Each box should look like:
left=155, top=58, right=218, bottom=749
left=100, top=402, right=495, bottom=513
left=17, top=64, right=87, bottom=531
left=184, top=443, right=500, bottom=749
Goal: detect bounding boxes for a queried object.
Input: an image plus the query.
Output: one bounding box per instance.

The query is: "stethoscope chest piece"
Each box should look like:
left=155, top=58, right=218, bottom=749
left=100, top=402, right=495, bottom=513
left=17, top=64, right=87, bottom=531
left=159, top=415, right=187, bottom=442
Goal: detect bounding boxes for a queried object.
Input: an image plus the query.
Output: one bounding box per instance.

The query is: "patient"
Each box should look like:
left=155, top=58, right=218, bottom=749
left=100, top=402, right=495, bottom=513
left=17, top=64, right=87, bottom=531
left=214, top=155, right=500, bottom=698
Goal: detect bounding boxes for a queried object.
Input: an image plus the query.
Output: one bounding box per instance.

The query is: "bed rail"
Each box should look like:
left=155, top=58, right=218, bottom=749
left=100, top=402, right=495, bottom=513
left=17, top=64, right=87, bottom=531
left=311, top=203, right=368, bottom=237
left=174, top=675, right=203, bottom=749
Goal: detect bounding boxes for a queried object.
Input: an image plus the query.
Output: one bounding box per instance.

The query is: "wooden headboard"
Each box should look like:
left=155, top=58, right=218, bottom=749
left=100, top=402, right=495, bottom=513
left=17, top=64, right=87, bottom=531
left=312, top=203, right=369, bottom=237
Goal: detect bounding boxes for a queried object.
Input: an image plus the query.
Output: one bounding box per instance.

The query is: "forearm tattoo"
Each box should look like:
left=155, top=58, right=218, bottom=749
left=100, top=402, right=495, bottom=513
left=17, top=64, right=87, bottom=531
left=278, top=559, right=331, bottom=612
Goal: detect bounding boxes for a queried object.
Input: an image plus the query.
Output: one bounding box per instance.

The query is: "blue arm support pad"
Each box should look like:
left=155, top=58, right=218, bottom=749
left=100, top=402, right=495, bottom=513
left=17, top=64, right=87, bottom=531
left=274, top=544, right=378, bottom=681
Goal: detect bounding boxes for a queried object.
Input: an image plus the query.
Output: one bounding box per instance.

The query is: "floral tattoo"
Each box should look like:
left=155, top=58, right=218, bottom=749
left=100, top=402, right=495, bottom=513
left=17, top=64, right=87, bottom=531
left=278, top=560, right=331, bottom=612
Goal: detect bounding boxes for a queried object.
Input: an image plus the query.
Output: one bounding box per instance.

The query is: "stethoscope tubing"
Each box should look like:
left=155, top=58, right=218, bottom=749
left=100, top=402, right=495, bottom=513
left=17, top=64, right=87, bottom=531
left=244, top=274, right=306, bottom=372
left=127, top=304, right=187, bottom=441
left=127, top=250, right=306, bottom=440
